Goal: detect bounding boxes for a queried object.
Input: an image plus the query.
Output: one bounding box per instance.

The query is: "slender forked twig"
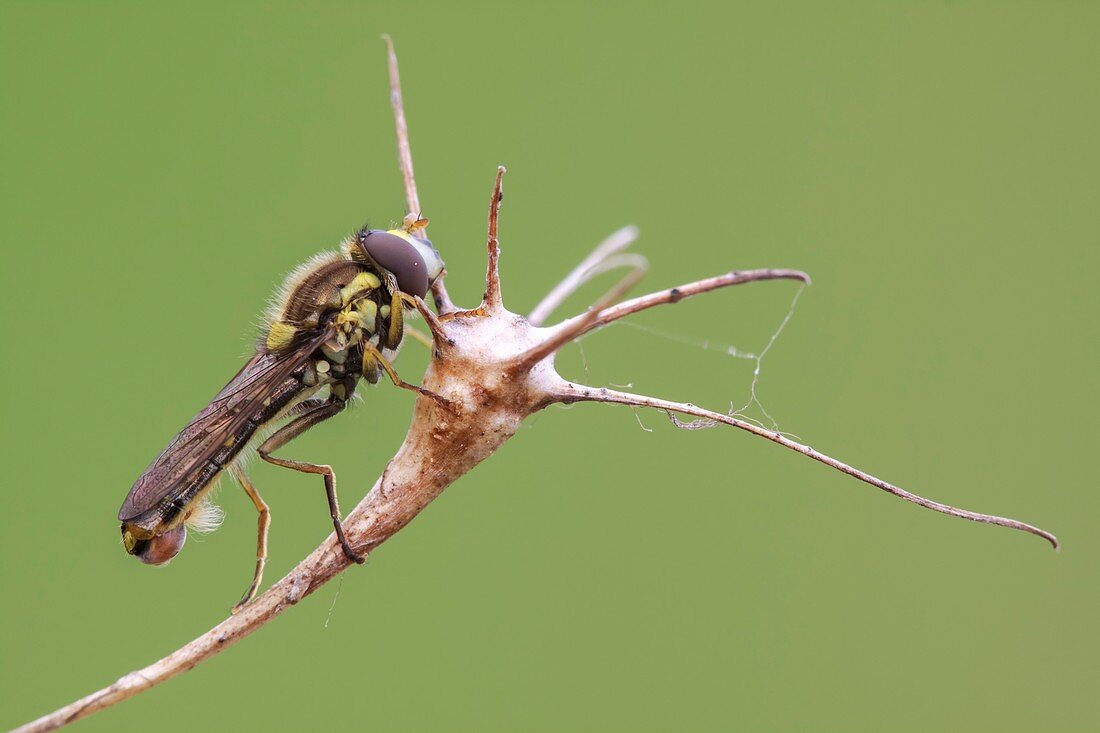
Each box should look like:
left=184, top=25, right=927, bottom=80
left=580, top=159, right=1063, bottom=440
left=511, top=268, right=810, bottom=374
left=529, top=264, right=1054, bottom=548
left=555, top=267, right=812, bottom=339
left=528, top=225, right=640, bottom=326
left=508, top=261, right=649, bottom=373
left=553, top=382, right=1060, bottom=549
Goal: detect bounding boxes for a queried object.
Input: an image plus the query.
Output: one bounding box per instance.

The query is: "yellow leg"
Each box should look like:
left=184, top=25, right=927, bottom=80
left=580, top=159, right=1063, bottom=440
left=384, top=289, right=404, bottom=350
left=256, top=399, right=365, bottom=565
left=361, top=347, right=381, bottom=384
left=362, top=341, right=451, bottom=407
left=230, top=466, right=270, bottom=613
left=399, top=293, right=450, bottom=343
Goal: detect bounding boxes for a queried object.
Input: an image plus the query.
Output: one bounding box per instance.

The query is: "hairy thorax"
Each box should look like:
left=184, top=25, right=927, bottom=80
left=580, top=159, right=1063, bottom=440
left=266, top=249, right=403, bottom=394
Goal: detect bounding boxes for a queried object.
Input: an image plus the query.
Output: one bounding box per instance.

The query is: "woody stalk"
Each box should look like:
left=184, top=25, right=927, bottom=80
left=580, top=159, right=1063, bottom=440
left=12, top=37, right=1057, bottom=733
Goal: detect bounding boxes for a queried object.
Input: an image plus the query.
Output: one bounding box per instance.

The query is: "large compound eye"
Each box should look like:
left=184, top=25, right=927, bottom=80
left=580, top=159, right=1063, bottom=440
left=135, top=525, right=186, bottom=566
left=359, top=230, right=430, bottom=297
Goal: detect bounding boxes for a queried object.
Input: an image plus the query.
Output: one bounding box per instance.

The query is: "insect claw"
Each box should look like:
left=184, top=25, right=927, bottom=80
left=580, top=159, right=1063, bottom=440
left=415, top=385, right=453, bottom=409
left=231, top=575, right=262, bottom=614
left=342, top=544, right=367, bottom=565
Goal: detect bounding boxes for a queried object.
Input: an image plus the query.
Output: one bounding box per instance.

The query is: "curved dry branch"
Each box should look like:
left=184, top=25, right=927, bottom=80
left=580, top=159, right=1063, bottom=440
left=13, top=37, right=1058, bottom=733
left=508, top=256, right=649, bottom=374
left=14, top=309, right=534, bottom=731
left=12, top=514, right=361, bottom=733
left=553, top=382, right=1060, bottom=549
left=14, top=181, right=555, bottom=730
left=528, top=225, right=640, bottom=326
left=13, top=198, right=1058, bottom=732
left=512, top=268, right=810, bottom=374
left=553, top=267, right=812, bottom=340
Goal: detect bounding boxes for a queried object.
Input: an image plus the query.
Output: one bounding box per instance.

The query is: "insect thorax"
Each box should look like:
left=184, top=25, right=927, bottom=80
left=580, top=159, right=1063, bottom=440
left=266, top=251, right=398, bottom=387
left=268, top=250, right=389, bottom=338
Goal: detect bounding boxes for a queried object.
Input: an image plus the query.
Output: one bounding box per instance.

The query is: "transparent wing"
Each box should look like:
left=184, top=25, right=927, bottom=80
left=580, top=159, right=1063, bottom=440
left=118, top=329, right=332, bottom=522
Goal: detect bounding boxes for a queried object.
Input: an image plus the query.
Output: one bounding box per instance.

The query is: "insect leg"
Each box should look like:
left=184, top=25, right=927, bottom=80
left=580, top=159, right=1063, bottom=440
left=257, top=399, right=367, bottom=564
left=229, top=465, right=270, bottom=613
left=404, top=325, right=434, bottom=350
left=361, top=346, right=382, bottom=384
left=384, top=288, right=404, bottom=350
left=399, top=292, right=448, bottom=342
left=362, top=341, right=450, bottom=407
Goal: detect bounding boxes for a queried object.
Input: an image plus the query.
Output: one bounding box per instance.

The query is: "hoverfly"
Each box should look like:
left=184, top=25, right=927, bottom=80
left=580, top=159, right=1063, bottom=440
left=118, top=215, right=444, bottom=611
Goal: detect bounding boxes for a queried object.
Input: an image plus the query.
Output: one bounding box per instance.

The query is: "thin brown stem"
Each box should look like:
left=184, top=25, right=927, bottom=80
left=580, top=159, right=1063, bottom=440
left=583, top=253, right=649, bottom=294
left=555, top=382, right=1060, bottom=549
left=383, top=35, right=419, bottom=220
left=509, top=257, right=648, bottom=373
left=554, top=268, right=811, bottom=341
left=482, top=166, right=506, bottom=312
left=529, top=225, right=640, bottom=326
left=12, top=502, right=365, bottom=733
left=514, top=268, right=809, bottom=372
left=383, top=35, right=456, bottom=314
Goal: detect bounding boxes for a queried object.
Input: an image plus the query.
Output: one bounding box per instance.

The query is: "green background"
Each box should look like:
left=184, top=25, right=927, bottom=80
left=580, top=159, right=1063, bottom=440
left=2, top=2, right=1097, bottom=731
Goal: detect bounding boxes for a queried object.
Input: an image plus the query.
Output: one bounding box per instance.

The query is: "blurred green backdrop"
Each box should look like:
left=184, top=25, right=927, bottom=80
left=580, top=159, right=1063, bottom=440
left=2, top=2, right=1097, bottom=731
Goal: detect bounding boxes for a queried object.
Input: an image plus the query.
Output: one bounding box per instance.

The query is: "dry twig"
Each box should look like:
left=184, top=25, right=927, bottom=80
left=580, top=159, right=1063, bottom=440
left=383, top=34, right=455, bottom=315
left=12, top=37, right=1057, bottom=733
